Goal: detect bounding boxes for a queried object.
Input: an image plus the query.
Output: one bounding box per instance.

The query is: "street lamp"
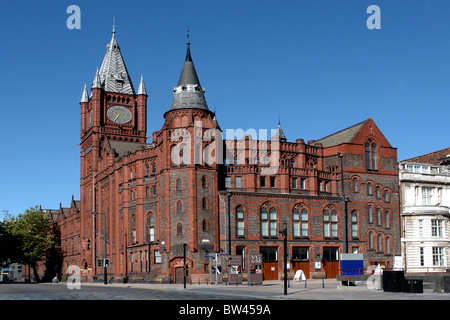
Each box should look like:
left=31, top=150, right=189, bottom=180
left=92, top=211, right=108, bottom=284
left=279, top=223, right=288, bottom=295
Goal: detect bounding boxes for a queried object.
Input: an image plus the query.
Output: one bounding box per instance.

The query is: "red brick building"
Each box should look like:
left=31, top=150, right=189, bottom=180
left=52, top=30, right=400, bottom=282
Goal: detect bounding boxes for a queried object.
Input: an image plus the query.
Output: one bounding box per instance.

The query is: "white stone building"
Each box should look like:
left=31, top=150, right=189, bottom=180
left=400, top=148, right=450, bottom=273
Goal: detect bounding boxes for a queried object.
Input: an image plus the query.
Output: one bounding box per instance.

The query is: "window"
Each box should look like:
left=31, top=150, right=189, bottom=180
left=365, top=140, right=378, bottom=170
left=292, top=178, right=297, bottom=189
left=260, top=247, right=278, bottom=261
left=148, top=214, right=155, bottom=242
left=236, top=206, right=245, bottom=237
left=292, top=247, right=309, bottom=261
left=261, top=205, right=277, bottom=237
left=433, top=247, right=445, bottom=266
left=418, top=219, right=423, bottom=237
left=152, top=185, right=156, bottom=196
left=351, top=211, right=358, bottom=239
left=323, top=207, right=338, bottom=238
left=146, top=186, right=150, bottom=197
left=300, top=178, right=306, bottom=190
left=384, top=190, right=390, bottom=202
left=293, top=206, right=308, bottom=237
left=260, top=176, right=266, bottom=188
left=225, top=177, right=231, bottom=188
left=432, top=219, right=443, bottom=237
left=377, top=234, right=382, bottom=252
left=236, top=176, right=242, bottom=188
left=152, top=163, right=156, bottom=173
left=145, top=165, right=149, bottom=175
left=202, top=220, right=209, bottom=232
left=177, top=201, right=183, bottom=213
left=353, top=178, right=358, bottom=192
left=368, top=231, right=374, bottom=249
left=376, top=186, right=381, bottom=199
left=131, top=215, right=137, bottom=244
left=201, top=176, right=207, bottom=188
left=367, top=182, right=373, bottom=195
left=420, top=247, right=425, bottom=266
left=270, top=176, right=276, bottom=188
left=385, top=211, right=390, bottom=229
left=154, top=250, right=161, bottom=264
left=201, top=197, right=208, bottom=210
left=176, top=178, right=182, bottom=191
left=368, top=205, right=373, bottom=224
left=422, top=187, right=433, bottom=205
left=177, top=223, right=183, bottom=235
left=386, top=237, right=391, bottom=255
left=376, top=208, right=382, bottom=226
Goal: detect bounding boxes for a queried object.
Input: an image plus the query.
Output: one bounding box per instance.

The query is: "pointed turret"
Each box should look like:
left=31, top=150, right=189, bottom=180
left=97, top=28, right=135, bottom=95
left=137, top=74, right=147, bottom=95
left=170, top=37, right=208, bottom=111
left=81, top=83, right=89, bottom=103
left=274, top=119, right=287, bottom=142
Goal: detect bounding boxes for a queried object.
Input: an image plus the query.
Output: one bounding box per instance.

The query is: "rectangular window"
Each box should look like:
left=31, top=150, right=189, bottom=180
left=300, top=178, right=306, bottom=190
left=418, top=219, right=423, bottom=237
left=152, top=185, right=156, bottom=196
left=270, top=176, right=276, bottom=188
left=433, top=247, right=444, bottom=266
left=225, top=177, right=231, bottom=188
left=146, top=187, right=150, bottom=197
left=260, top=176, right=266, bottom=188
left=432, top=219, right=443, bottom=237
left=154, top=250, right=161, bottom=264
left=420, top=247, right=424, bottom=266
left=292, top=178, right=297, bottom=189
left=292, top=247, right=309, bottom=261
left=236, top=176, right=242, bottom=188
left=422, top=187, right=433, bottom=205
left=260, top=247, right=278, bottom=262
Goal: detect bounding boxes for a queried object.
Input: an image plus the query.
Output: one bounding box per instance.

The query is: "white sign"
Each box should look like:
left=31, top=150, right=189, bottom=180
left=293, top=270, right=306, bottom=281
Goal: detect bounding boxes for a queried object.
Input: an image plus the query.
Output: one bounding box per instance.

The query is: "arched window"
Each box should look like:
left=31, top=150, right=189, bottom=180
left=376, top=208, right=382, bottom=226
left=176, top=178, right=182, bottom=191
left=201, top=197, right=208, bottom=210
left=236, top=206, right=245, bottom=237
left=368, top=231, right=374, bottom=249
left=177, top=201, right=183, bottom=213
left=293, top=206, right=308, bottom=237
left=377, top=234, right=382, bottom=252
left=177, top=223, right=183, bottom=235
left=201, top=175, right=207, bottom=188
left=353, top=178, right=358, bottom=192
left=367, top=182, right=373, bottom=195
left=351, top=210, right=358, bottom=239
left=148, top=214, right=155, bottom=242
left=385, top=210, right=390, bottom=229
left=202, top=220, right=209, bottom=232
left=323, top=206, right=338, bottom=238
left=384, top=190, right=390, bottom=202
left=368, top=205, right=373, bottom=223
left=365, top=140, right=378, bottom=170
left=131, top=215, right=137, bottom=244
left=145, top=164, right=150, bottom=175
left=386, top=236, right=391, bottom=255
left=260, top=204, right=277, bottom=237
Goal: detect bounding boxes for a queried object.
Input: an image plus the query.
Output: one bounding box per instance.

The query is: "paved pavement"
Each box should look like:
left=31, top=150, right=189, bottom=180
left=77, top=278, right=450, bottom=300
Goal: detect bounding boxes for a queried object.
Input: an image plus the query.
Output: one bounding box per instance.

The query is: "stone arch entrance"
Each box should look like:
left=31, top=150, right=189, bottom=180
left=169, top=256, right=193, bottom=284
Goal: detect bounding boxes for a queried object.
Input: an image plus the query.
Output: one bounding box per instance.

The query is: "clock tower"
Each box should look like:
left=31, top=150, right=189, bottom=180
left=80, top=28, right=147, bottom=176
left=79, top=28, right=147, bottom=272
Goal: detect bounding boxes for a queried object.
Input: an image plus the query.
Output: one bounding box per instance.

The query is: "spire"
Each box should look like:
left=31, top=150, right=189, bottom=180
left=81, top=83, right=89, bottom=103
left=137, top=74, right=147, bottom=95
left=92, top=67, right=101, bottom=88
left=274, top=117, right=287, bottom=142
left=170, top=34, right=208, bottom=111
left=97, top=25, right=135, bottom=95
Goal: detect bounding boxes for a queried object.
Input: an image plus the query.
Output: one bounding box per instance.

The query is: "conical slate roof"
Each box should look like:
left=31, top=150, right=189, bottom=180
left=170, top=41, right=208, bottom=111
left=97, top=30, right=135, bottom=95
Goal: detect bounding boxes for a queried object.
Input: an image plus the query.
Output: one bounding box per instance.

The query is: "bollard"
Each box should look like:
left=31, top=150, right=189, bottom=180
left=305, top=279, right=307, bottom=288
left=322, top=278, right=324, bottom=288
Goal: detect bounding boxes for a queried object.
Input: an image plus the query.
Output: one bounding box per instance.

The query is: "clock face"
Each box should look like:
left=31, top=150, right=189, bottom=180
left=107, top=105, right=132, bottom=124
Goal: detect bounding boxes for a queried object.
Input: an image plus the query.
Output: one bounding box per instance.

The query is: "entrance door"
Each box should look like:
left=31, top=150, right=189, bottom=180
left=323, top=247, right=339, bottom=278
left=175, top=267, right=190, bottom=284
left=292, top=247, right=310, bottom=279
left=260, top=247, right=279, bottom=280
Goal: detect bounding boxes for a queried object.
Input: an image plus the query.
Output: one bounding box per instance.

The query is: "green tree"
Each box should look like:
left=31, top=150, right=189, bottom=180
left=5, top=206, right=56, bottom=282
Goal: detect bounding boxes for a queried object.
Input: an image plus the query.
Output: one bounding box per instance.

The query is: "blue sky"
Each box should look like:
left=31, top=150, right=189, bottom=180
left=1, top=0, right=449, bottom=215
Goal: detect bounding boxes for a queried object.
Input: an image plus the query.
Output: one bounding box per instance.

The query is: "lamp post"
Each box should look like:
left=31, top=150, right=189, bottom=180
left=92, top=211, right=108, bottom=284
left=279, top=223, right=288, bottom=295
